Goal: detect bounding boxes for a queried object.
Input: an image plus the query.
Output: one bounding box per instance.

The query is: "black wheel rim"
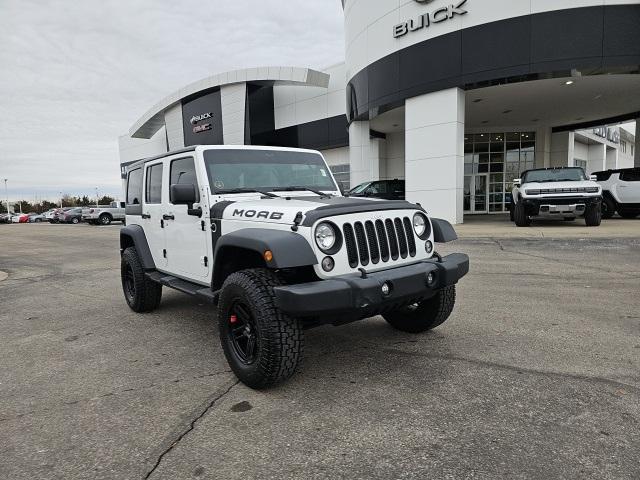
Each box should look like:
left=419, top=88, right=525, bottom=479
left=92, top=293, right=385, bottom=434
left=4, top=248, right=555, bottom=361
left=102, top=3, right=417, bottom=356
left=227, top=300, right=259, bottom=365
left=123, top=263, right=136, bottom=300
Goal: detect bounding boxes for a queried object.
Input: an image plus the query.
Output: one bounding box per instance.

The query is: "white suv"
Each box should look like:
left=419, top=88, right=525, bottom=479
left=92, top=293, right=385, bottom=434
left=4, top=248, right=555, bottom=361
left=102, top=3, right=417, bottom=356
left=119, top=145, right=469, bottom=388
left=510, top=167, right=602, bottom=227
left=594, top=168, right=640, bottom=219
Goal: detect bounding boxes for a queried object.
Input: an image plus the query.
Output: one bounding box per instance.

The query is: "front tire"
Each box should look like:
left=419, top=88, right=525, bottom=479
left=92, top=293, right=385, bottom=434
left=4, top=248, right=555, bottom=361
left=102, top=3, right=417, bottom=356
left=121, top=247, right=162, bottom=312
left=218, top=269, right=303, bottom=389
left=514, top=201, right=531, bottom=227
left=71, top=217, right=79, bottom=224
left=383, top=286, right=456, bottom=333
left=601, top=197, right=616, bottom=219
left=619, top=209, right=640, bottom=219
left=584, top=203, right=602, bottom=226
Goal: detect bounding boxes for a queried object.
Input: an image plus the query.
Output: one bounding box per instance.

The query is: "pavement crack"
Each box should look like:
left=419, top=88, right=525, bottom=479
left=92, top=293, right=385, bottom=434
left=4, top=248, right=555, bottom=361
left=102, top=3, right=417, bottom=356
left=382, top=347, right=640, bottom=394
left=143, top=380, right=239, bottom=479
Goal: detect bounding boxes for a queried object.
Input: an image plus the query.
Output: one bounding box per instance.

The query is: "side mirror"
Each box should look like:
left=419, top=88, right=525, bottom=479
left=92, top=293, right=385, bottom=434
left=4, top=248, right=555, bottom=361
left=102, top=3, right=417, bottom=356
left=171, top=183, right=197, bottom=205
left=513, top=179, right=521, bottom=187
left=589, top=175, right=598, bottom=182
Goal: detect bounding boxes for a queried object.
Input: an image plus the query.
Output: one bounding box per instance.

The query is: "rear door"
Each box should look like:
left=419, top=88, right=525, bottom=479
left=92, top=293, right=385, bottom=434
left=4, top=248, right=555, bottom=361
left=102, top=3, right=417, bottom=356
left=618, top=170, right=640, bottom=203
left=162, top=156, right=209, bottom=281
left=142, top=161, right=167, bottom=268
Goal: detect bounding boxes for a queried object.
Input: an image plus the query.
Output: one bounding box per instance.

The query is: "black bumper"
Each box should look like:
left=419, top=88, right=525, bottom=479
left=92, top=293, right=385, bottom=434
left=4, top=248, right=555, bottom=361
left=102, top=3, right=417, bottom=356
left=273, top=253, right=469, bottom=324
left=522, top=196, right=601, bottom=215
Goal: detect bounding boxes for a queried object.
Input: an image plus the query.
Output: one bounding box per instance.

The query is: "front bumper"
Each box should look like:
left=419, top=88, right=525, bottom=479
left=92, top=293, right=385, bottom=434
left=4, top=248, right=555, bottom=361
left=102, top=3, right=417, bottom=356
left=274, top=253, right=469, bottom=323
left=522, top=196, right=601, bottom=216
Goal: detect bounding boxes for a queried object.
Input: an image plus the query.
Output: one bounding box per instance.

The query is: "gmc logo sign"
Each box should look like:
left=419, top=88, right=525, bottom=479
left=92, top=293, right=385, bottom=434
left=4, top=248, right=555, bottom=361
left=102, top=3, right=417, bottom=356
left=394, top=0, right=468, bottom=38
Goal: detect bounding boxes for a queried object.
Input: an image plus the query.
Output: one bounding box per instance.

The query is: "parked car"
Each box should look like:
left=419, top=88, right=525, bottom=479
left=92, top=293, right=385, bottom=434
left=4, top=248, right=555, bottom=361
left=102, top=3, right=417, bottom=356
left=0, top=213, right=12, bottom=224
left=28, top=213, right=46, bottom=223
left=594, top=167, right=640, bottom=219
left=11, top=213, right=30, bottom=223
left=348, top=179, right=405, bottom=200
left=60, top=207, right=84, bottom=224
left=49, top=207, right=74, bottom=223
left=82, top=201, right=125, bottom=225
left=510, top=167, right=602, bottom=227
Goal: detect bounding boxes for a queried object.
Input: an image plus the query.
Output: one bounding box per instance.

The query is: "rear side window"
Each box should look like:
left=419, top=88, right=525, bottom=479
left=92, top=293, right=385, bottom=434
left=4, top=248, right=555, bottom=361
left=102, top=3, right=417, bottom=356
left=145, top=163, right=163, bottom=204
left=593, top=171, right=611, bottom=181
left=170, top=157, right=199, bottom=203
left=127, top=168, right=143, bottom=205
left=620, top=170, right=640, bottom=182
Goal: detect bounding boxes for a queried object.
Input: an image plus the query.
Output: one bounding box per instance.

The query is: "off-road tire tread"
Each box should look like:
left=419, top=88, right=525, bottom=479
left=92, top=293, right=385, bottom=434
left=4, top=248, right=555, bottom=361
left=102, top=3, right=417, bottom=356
left=218, top=269, right=303, bottom=389
left=383, top=285, right=456, bottom=333
left=121, top=247, right=162, bottom=312
left=584, top=203, right=602, bottom=226
left=514, top=201, right=531, bottom=227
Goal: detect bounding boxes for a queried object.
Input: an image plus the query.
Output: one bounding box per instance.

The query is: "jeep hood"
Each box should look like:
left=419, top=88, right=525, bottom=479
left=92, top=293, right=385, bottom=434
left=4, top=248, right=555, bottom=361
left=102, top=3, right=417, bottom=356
left=213, top=195, right=419, bottom=225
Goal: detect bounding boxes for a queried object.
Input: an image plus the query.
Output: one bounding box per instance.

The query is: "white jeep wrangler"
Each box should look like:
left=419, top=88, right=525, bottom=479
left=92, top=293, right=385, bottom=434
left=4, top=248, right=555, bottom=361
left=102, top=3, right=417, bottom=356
left=120, top=146, right=469, bottom=388
left=510, top=167, right=602, bottom=227
left=594, top=168, right=640, bottom=219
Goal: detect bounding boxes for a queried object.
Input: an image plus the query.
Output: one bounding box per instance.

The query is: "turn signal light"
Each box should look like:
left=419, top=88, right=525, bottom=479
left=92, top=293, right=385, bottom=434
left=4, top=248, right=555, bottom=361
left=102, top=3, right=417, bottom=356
left=264, top=250, right=273, bottom=262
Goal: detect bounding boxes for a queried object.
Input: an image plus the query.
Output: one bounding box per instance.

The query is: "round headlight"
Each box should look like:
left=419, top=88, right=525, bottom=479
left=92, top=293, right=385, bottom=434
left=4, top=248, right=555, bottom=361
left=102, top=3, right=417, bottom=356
left=315, top=223, right=336, bottom=251
left=413, top=213, right=427, bottom=238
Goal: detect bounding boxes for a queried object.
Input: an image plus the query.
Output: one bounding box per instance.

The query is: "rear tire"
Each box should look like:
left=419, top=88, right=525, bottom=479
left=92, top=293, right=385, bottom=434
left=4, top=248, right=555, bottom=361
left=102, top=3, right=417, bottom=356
left=584, top=203, right=602, bottom=226
left=514, top=201, right=531, bottom=227
left=71, top=217, right=79, bottom=224
left=218, top=269, right=303, bottom=389
left=99, top=214, right=112, bottom=225
left=121, top=247, right=162, bottom=312
left=383, top=286, right=456, bottom=333
left=601, top=197, right=616, bottom=219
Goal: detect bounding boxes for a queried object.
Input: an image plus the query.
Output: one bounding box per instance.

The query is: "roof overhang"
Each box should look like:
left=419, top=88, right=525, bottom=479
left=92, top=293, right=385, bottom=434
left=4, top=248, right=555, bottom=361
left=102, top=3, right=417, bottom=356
left=129, top=67, right=330, bottom=139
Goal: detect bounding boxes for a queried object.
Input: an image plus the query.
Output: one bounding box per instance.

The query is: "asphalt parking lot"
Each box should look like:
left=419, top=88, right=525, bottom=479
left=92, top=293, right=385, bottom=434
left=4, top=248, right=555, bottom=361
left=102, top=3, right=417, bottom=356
left=1, top=221, right=639, bottom=480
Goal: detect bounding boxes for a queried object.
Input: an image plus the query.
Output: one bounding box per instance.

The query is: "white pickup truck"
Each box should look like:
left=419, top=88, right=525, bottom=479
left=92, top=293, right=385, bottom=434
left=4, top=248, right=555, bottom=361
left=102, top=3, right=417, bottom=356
left=82, top=201, right=125, bottom=225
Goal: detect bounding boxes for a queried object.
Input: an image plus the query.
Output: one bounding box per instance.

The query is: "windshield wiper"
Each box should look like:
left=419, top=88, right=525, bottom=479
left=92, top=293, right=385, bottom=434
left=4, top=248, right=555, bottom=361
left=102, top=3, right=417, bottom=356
left=272, top=187, right=333, bottom=198
left=216, top=188, right=280, bottom=198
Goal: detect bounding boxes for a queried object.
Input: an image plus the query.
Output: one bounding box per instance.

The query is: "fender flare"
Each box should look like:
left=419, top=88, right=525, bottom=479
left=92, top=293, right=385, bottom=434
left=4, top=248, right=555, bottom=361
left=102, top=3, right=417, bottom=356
left=213, top=229, right=318, bottom=270
left=431, top=218, right=458, bottom=243
left=120, top=225, right=156, bottom=271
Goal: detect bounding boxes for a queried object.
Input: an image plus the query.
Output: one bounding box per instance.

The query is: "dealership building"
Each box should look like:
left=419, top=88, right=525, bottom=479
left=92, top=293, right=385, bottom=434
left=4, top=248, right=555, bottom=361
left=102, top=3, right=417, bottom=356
left=119, top=0, right=640, bottom=223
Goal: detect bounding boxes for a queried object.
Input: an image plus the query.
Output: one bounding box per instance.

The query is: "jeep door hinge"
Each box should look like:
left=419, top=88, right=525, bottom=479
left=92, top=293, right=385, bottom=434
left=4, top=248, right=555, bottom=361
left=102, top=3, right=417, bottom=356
left=202, top=256, right=208, bottom=267
left=201, top=220, right=206, bottom=231
left=163, top=249, right=167, bottom=258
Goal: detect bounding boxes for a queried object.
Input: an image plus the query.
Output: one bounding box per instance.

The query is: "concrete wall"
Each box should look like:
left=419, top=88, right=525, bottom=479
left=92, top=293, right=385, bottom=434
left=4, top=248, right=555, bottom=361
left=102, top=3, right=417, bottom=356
left=118, top=129, right=168, bottom=164
left=164, top=104, right=185, bottom=151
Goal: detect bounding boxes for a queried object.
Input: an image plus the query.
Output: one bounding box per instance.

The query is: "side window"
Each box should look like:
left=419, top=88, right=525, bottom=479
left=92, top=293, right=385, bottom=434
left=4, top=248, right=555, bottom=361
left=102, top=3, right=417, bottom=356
left=170, top=157, right=200, bottom=203
left=126, top=168, right=143, bottom=205
left=145, top=163, right=163, bottom=204
left=620, top=170, right=640, bottom=182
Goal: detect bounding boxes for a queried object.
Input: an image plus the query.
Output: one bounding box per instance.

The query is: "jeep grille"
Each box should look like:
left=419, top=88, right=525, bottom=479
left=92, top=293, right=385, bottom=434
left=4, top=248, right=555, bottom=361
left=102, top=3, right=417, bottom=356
left=343, top=217, right=416, bottom=268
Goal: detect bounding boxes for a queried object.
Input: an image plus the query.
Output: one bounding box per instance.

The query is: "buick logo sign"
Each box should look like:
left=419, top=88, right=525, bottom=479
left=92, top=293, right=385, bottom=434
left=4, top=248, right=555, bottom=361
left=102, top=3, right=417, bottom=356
left=395, top=0, right=468, bottom=38
left=190, top=112, right=212, bottom=125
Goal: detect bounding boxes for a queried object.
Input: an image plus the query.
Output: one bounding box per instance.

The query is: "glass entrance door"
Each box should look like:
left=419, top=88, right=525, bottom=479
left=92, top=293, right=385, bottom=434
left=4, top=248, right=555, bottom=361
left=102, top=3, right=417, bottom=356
left=464, top=174, right=489, bottom=214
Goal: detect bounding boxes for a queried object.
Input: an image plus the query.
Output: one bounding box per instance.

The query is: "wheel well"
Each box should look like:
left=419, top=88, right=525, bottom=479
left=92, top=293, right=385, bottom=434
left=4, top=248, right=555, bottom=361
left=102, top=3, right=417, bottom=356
left=602, top=190, right=617, bottom=206
left=100, top=212, right=113, bottom=218
left=120, top=233, right=135, bottom=254
left=212, top=247, right=267, bottom=291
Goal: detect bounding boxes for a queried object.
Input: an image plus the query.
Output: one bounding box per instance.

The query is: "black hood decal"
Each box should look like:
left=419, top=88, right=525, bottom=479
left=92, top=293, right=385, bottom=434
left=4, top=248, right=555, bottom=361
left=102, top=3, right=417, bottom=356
left=300, top=198, right=422, bottom=226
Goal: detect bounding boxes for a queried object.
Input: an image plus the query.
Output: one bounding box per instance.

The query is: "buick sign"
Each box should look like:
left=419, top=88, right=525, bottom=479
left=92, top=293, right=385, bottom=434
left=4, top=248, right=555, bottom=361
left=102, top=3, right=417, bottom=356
left=190, top=112, right=212, bottom=125
left=394, top=0, right=468, bottom=38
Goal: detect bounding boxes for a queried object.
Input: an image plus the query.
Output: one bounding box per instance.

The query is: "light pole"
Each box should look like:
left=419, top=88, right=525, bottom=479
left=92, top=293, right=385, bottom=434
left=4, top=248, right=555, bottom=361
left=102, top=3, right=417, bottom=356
left=3, top=179, right=7, bottom=214
left=95, top=187, right=99, bottom=207
left=59, top=192, right=63, bottom=209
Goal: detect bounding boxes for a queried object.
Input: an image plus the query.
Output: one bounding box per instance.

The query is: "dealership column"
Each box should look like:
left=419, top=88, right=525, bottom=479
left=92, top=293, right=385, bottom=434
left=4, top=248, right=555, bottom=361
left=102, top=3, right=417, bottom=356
left=405, top=88, right=465, bottom=224
left=349, top=121, right=383, bottom=188
left=220, top=83, right=247, bottom=145
left=635, top=120, right=640, bottom=168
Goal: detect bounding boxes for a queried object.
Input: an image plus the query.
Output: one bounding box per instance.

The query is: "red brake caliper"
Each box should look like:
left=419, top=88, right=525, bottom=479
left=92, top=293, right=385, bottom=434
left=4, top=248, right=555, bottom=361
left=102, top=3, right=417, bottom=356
left=230, top=314, right=238, bottom=324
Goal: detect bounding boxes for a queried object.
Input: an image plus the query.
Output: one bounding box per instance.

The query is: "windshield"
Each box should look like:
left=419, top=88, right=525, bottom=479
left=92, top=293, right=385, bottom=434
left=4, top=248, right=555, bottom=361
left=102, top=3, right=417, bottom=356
left=522, top=168, right=587, bottom=183
left=348, top=182, right=371, bottom=194
left=204, top=149, right=338, bottom=194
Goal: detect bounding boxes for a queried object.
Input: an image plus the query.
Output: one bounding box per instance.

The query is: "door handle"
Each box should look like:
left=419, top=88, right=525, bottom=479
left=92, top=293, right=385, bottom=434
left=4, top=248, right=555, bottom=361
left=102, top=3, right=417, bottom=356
left=141, top=213, right=151, bottom=219
left=163, top=214, right=175, bottom=221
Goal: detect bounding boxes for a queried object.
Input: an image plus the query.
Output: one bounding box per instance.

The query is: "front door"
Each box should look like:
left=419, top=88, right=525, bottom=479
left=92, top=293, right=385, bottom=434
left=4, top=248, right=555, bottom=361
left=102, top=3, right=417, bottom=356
left=618, top=170, right=640, bottom=203
left=163, top=156, right=210, bottom=282
left=464, top=174, right=489, bottom=214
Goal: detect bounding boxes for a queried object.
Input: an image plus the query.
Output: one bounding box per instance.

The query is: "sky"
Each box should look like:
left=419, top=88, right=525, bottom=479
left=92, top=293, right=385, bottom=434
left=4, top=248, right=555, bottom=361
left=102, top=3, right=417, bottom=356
left=0, top=0, right=345, bottom=202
